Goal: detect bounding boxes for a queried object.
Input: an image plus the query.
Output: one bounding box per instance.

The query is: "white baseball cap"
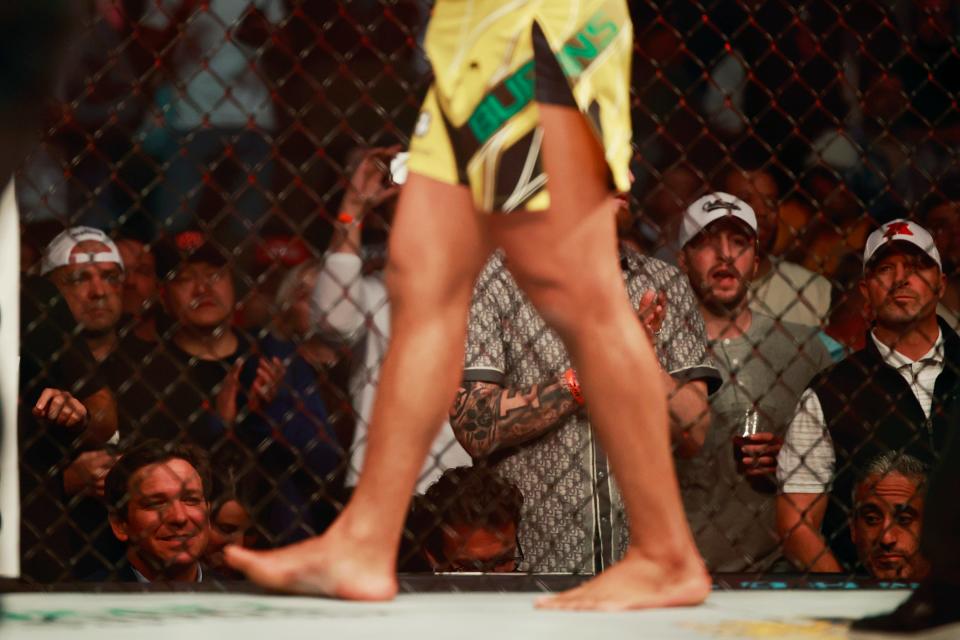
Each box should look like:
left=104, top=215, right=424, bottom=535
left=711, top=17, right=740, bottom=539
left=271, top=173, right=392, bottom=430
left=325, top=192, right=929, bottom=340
left=41, top=226, right=124, bottom=276
left=678, top=192, right=758, bottom=248
left=863, top=219, right=941, bottom=271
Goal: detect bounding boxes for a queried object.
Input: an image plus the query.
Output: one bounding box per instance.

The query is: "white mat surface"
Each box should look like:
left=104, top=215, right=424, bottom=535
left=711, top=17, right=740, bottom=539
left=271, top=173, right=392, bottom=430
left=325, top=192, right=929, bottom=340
left=0, top=590, right=910, bottom=639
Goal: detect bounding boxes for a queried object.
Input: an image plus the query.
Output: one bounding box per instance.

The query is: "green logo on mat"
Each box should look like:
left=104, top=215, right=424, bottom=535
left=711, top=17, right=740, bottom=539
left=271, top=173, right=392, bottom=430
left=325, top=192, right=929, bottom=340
left=1, top=602, right=391, bottom=627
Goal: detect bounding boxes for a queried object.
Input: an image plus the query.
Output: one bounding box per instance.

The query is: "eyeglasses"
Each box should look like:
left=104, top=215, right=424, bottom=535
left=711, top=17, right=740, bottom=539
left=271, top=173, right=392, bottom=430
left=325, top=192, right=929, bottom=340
left=444, top=539, right=524, bottom=573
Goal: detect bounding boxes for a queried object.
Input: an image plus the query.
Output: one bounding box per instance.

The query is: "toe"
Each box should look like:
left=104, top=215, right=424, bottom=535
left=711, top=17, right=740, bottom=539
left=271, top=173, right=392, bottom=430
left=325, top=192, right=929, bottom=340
left=535, top=590, right=579, bottom=609
left=225, top=546, right=296, bottom=592
left=534, top=594, right=562, bottom=609
left=224, top=545, right=257, bottom=573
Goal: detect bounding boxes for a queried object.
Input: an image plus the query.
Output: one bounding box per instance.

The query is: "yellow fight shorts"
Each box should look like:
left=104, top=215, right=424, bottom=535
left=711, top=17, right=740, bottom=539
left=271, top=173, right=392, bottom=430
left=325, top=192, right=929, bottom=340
left=407, top=0, right=633, bottom=213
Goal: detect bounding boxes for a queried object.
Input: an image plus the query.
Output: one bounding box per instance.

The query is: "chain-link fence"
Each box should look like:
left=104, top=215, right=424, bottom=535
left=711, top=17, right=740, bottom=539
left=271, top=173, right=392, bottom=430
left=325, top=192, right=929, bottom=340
left=12, top=0, right=960, bottom=585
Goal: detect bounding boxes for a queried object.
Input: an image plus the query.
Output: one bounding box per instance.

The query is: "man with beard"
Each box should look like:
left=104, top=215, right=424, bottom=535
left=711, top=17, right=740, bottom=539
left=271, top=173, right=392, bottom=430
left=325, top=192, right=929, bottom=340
left=676, top=193, right=831, bottom=573
left=777, top=219, right=960, bottom=572
left=721, top=162, right=832, bottom=328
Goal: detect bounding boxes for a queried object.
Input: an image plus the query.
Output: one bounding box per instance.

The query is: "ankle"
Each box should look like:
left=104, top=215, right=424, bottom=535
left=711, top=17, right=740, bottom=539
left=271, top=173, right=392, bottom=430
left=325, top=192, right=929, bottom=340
left=334, top=508, right=396, bottom=554
left=623, top=544, right=707, bottom=576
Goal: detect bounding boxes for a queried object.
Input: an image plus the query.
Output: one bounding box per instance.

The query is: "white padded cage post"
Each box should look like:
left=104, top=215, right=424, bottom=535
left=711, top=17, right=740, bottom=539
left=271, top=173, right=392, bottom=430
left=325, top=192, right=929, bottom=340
left=0, top=178, right=21, bottom=578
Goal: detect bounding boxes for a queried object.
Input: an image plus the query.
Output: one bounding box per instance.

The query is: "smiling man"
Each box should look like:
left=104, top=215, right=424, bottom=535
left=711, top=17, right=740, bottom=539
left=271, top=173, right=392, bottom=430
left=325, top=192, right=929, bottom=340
left=777, top=219, right=959, bottom=573
left=104, top=441, right=212, bottom=582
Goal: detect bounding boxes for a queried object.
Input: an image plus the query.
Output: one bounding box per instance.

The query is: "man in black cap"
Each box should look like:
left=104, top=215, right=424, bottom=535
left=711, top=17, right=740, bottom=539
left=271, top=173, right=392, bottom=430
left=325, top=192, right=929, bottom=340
left=117, top=230, right=283, bottom=448
left=121, top=231, right=345, bottom=548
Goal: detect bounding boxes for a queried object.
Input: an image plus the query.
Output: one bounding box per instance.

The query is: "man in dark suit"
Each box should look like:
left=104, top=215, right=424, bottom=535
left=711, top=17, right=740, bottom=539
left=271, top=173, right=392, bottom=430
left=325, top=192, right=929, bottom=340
left=102, top=440, right=212, bottom=583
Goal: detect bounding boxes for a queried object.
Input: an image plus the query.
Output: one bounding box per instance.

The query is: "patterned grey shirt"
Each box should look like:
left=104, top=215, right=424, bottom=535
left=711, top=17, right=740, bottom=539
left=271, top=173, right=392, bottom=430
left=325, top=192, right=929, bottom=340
left=463, top=246, right=719, bottom=573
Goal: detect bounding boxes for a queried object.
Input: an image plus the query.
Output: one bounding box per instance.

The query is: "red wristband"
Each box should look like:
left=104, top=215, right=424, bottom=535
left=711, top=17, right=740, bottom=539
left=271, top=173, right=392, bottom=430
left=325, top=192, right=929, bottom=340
left=562, top=368, right=585, bottom=406
left=337, top=212, right=357, bottom=225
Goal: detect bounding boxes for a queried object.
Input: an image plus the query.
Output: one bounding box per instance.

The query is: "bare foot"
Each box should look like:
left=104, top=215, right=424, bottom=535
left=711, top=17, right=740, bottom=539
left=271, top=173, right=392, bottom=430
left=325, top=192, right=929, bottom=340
left=535, top=551, right=711, bottom=611
left=224, top=521, right=398, bottom=601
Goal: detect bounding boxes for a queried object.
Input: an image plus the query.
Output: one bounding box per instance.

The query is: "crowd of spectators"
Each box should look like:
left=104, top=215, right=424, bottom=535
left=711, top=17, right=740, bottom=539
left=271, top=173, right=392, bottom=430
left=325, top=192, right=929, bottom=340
left=14, top=0, right=960, bottom=583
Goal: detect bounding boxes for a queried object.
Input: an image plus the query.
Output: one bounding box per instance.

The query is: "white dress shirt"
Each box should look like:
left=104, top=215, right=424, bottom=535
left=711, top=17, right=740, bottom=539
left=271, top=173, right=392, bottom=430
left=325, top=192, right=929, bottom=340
left=778, top=329, right=945, bottom=493
left=312, top=252, right=471, bottom=494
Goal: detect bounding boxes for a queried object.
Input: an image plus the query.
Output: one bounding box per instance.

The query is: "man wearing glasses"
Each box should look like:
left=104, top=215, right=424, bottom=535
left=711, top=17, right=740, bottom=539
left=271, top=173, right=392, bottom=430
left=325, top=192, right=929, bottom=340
left=412, top=466, right=523, bottom=573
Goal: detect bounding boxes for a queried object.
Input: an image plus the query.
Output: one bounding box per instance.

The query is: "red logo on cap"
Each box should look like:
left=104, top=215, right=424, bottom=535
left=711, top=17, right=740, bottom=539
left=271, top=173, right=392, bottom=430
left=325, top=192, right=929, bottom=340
left=883, top=222, right=913, bottom=240
left=176, top=231, right=205, bottom=251
left=255, top=236, right=309, bottom=267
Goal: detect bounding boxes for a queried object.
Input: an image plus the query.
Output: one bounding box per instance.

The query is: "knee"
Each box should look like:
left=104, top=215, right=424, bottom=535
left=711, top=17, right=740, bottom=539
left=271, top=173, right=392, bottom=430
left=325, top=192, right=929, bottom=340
left=383, top=244, right=474, bottom=315
left=383, top=252, right=429, bottom=311
left=512, top=264, right=625, bottom=341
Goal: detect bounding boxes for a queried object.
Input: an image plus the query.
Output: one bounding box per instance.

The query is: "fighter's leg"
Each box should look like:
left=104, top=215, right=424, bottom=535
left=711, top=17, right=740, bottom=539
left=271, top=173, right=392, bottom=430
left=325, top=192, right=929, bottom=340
left=226, top=173, right=493, bottom=599
left=489, top=101, right=709, bottom=611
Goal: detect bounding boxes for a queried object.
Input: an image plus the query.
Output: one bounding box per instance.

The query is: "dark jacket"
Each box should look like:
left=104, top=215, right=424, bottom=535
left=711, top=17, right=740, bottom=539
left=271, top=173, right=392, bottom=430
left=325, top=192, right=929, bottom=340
left=810, top=317, right=960, bottom=568
left=84, top=558, right=213, bottom=583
